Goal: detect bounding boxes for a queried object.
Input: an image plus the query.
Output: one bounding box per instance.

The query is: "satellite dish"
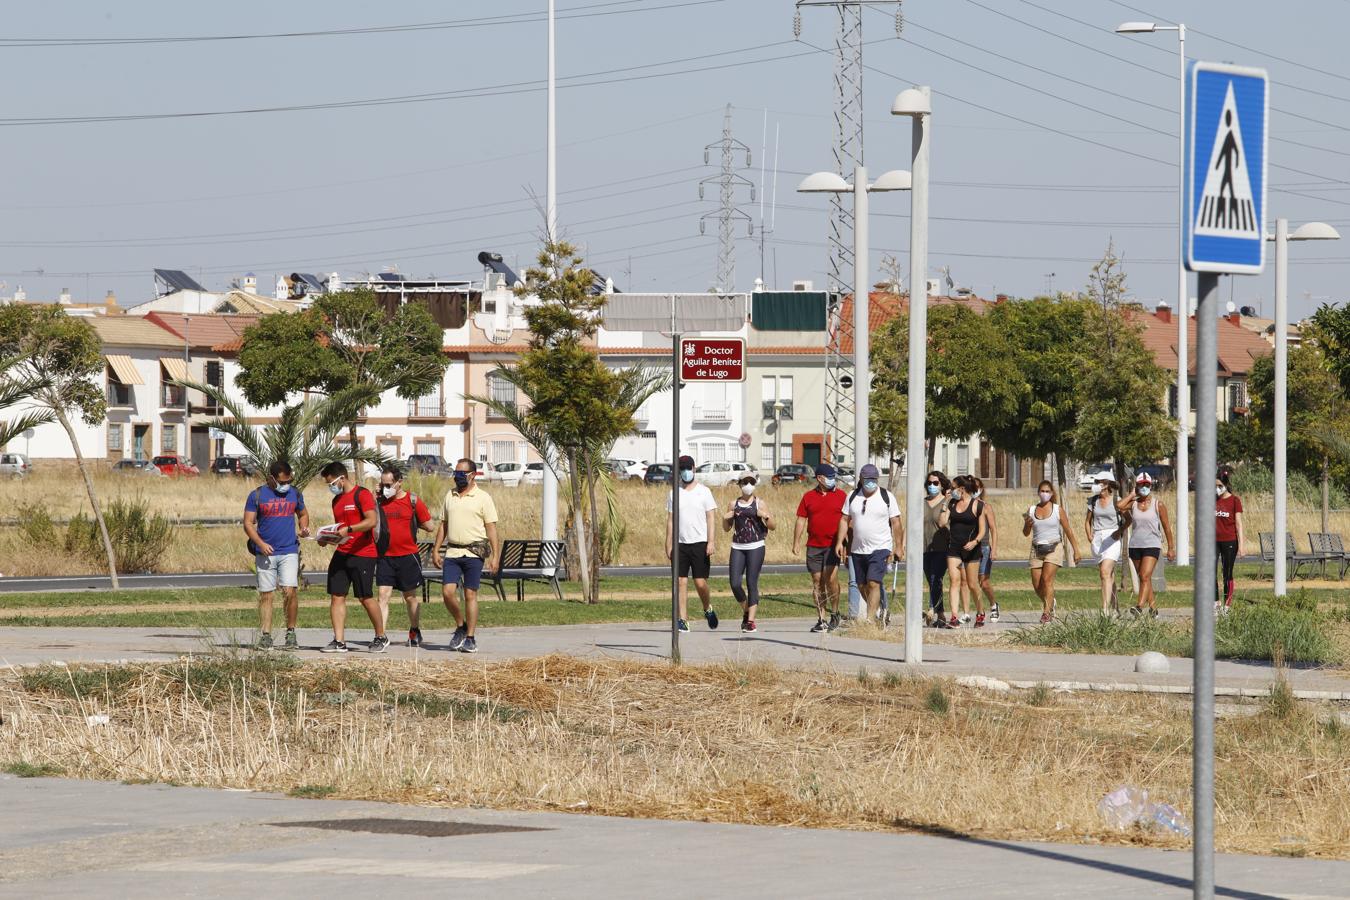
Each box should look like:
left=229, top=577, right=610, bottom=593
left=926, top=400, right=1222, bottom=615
left=1226, top=300, right=1237, bottom=313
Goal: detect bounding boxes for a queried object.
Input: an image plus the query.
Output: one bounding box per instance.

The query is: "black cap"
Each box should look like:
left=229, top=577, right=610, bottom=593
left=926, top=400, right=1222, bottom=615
left=678, top=455, right=695, bottom=470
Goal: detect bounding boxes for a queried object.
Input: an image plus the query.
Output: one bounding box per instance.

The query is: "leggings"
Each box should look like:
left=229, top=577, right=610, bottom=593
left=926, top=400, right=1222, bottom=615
left=923, top=551, right=947, bottom=616
left=1217, top=540, right=1239, bottom=605
left=730, top=545, right=765, bottom=607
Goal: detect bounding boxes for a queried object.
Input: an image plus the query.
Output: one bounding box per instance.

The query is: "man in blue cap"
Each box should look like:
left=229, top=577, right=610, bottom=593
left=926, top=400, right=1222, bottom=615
left=792, top=462, right=847, bottom=632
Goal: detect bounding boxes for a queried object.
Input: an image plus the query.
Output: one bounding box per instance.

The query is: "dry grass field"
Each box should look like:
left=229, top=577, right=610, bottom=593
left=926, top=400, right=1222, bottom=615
left=2, top=653, right=1346, bottom=859
left=4, top=469, right=1349, bottom=576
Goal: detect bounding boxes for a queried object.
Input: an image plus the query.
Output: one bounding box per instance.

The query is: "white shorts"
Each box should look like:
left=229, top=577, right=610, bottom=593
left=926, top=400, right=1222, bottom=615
left=1091, top=531, right=1122, bottom=564
left=256, top=552, right=299, bottom=592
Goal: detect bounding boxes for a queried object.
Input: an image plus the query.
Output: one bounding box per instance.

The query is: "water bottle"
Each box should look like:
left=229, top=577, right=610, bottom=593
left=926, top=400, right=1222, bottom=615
left=1146, top=803, right=1192, bottom=837
left=1096, top=785, right=1148, bottom=830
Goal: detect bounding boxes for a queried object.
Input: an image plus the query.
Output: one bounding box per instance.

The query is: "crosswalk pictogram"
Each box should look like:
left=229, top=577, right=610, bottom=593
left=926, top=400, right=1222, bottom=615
left=1194, top=82, right=1258, bottom=240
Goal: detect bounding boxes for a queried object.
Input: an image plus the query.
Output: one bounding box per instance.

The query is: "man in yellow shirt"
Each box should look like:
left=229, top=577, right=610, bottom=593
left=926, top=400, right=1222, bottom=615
left=431, top=458, right=501, bottom=653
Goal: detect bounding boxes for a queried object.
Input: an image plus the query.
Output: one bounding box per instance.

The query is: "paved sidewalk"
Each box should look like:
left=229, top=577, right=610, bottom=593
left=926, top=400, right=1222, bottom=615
left=1, top=619, right=1346, bottom=698
left=1, top=778, right=1346, bottom=899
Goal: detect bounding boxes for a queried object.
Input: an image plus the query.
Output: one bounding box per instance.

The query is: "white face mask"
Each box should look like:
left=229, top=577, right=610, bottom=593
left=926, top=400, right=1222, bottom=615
left=1038, top=491, right=1052, bottom=503
left=741, top=484, right=755, bottom=497
left=972, top=489, right=981, bottom=499
left=381, top=485, right=397, bottom=499
left=273, top=483, right=291, bottom=494
left=1216, top=485, right=1226, bottom=497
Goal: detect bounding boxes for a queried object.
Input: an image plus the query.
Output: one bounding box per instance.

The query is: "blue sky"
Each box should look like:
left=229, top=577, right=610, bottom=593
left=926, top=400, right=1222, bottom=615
left=1, top=0, right=1346, bottom=319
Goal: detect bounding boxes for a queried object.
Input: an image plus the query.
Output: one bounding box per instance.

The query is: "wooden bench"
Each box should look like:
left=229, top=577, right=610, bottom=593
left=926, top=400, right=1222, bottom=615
left=418, top=539, right=567, bottom=603
left=1257, top=532, right=1319, bottom=580
left=1308, top=532, right=1349, bottom=580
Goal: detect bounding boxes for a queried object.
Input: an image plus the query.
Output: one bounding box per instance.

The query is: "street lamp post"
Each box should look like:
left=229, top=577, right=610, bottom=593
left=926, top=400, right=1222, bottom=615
left=1268, top=219, right=1340, bottom=596
left=772, top=399, right=785, bottom=472
left=893, top=85, right=931, bottom=666
left=1116, top=21, right=1189, bottom=566
left=796, top=166, right=912, bottom=473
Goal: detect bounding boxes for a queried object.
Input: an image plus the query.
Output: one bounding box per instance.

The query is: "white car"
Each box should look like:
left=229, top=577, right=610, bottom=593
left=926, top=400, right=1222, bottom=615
left=609, top=457, right=648, bottom=480
left=486, top=461, right=525, bottom=487
left=1077, top=463, right=1114, bottom=491
left=522, top=462, right=545, bottom=486
left=694, top=460, right=758, bottom=487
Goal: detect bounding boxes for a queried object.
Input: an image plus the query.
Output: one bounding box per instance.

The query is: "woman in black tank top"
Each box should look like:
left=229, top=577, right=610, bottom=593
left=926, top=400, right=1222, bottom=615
left=938, top=474, right=987, bottom=628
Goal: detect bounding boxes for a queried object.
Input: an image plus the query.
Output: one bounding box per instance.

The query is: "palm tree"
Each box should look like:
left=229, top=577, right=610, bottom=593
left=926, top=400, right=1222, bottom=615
left=177, top=379, right=390, bottom=488
left=0, top=353, right=54, bottom=448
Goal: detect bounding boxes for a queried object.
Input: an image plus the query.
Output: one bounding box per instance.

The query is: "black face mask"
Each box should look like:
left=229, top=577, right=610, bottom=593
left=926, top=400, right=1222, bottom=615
left=453, top=471, right=470, bottom=491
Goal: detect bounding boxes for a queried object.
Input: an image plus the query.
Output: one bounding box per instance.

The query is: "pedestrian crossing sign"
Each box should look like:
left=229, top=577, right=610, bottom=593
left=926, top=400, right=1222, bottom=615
left=1185, top=61, right=1269, bottom=274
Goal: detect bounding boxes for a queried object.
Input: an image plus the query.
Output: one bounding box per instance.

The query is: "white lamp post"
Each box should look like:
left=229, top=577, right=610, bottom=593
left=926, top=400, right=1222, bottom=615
left=1116, top=21, right=1190, bottom=565
left=541, top=0, right=560, bottom=544
left=893, top=85, right=930, bottom=666
left=796, top=167, right=911, bottom=474
left=1268, top=220, right=1340, bottom=596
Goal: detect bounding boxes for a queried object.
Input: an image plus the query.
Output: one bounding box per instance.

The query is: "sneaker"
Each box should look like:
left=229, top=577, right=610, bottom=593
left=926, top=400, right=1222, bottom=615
left=741, top=616, right=751, bottom=633
left=408, top=627, right=422, bottom=648
left=744, top=620, right=757, bottom=633
left=460, top=636, right=478, bottom=653
left=448, top=625, right=467, bottom=651
left=283, top=629, right=299, bottom=651
left=1039, top=612, right=1051, bottom=625
left=705, top=608, right=719, bottom=630
left=369, top=635, right=389, bottom=653
left=255, top=632, right=273, bottom=651
left=827, top=612, right=841, bottom=632
left=959, top=613, right=971, bottom=625
left=883, top=610, right=891, bottom=628
left=989, top=603, right=1000, bottom=623
left=974, top=613, right=986, bottom=628
left=1149, top=608, right=1159, bottom=620
left=677, top=619, right=690, bottom=633
left=1130, top=606, right=1143, bottom=619
left=948, top=615, right=960, bottom=629
left=321, top=639, right=348, bottom=654
left=811, top=618, right=828, bottom=633
left=1213, top=601, right=1221, bottom=616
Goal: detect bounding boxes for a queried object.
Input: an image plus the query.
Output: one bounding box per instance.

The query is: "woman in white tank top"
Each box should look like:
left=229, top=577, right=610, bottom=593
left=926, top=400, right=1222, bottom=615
left=1020, top=480, right=1083, bottom=624
left=1116, top=472, right=1175, bottom=618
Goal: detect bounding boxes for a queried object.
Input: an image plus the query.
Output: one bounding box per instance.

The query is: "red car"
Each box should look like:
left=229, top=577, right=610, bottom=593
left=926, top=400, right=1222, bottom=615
left=152, top=454, right=199, bottom=477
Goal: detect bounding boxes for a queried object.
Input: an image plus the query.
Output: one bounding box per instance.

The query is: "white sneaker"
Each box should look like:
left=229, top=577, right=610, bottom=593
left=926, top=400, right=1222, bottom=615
left=959, top=613, right=971, bottom=625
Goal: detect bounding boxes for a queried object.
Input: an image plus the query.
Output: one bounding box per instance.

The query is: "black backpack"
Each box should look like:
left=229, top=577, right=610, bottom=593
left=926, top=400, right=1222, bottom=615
left=1086, top=494, right=1125, bottom=529
left=374, top=490, right=421, bottom=557
left=849, top=485, right=893, bottom=508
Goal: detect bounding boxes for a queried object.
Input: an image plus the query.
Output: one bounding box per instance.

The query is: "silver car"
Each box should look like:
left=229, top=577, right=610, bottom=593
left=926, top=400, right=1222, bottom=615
left=0, top=452, right=30, bottom=478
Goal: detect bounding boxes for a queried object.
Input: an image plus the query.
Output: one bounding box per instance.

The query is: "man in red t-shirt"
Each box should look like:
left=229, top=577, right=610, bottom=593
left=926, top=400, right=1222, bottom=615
left=792, top=463, right=847, bottom=633
left=375, top=463, right=434, bottom=646
left=1214, top=473, right=1246, bottom=611
left=318, top=461, right=386, bottom=653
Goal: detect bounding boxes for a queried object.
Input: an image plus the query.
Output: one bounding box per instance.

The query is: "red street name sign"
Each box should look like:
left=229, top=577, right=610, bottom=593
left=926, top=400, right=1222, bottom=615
left=680, top=338, right=745, bottom=382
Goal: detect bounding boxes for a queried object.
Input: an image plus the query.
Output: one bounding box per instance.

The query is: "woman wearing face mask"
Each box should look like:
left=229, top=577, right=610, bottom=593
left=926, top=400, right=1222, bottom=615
left=921, top=470, right=952, bottom=627
left=939, top=475, right=986, bottom=628
left=1117, top=471, right=1174, bottom=618
left=972, top=477, right=999, bottom=622
left=1022, top=481, right=1082, bottom=624
left=723, top=475, right=773, bottom=632
left=1084, top=477, right=1127, bottom=615
left=1214, top=471, right=1244, bottom=614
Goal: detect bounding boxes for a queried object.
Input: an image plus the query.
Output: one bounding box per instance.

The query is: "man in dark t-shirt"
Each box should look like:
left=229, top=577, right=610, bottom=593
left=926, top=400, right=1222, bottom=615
left=375, top=463, right=433, bottom=647
left=243, top=460, right=309, bottom=650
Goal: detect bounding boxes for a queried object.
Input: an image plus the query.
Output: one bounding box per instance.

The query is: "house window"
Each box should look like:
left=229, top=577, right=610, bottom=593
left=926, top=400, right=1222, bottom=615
left=956, top=443, right=969, bottom=476
left=205, top=360, right=224, bottom=388
left=414, top=439, right=441, bottom=457
left=162, top=425, right=177, bottom=453
left=1228, top=381, right=1248, bottom=416
left=108, top=380, right=132, bottom=407
left=107, top=424, right=123, bottom=451
left=761, top=444, right=775, bottom=469
left=409, top=381, right=444, bottom=418
left=1168, top=385, right=1178, bottom=418
left=487, top=372, right=516, bottom=419
left=490, top=440, right=515, bottom=464
left=762, top=375, right=776, bottom=403
left=702, top=442, right=727, bottom=463
left=1189, top=381, right=1197, bottom=412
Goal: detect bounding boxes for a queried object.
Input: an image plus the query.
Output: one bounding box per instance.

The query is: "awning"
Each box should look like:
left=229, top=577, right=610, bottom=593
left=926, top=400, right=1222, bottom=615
left=106, top=355, right=143, bottom=385
left=159, top=357, right=189, bottom=382
left=603, top=293, right=748, bottom=332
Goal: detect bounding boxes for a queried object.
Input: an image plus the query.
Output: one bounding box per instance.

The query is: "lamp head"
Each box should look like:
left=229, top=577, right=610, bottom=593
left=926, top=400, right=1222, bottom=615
left=869, top=169, right=912, bottom=192
left=891, top=87, right=931, bottom=117
left=1115, top=21, right=1158, bottom=33
left=796, top=171, right=852, bottom=194
left=1291, top=222, right=1341, bottom=242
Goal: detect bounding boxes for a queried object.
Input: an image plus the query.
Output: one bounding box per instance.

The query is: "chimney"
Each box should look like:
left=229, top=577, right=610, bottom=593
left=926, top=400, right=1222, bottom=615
left=242, top=273, right=257, bottom=294
left=995, top=294, right=1009, bottom=303
left=58, top=288, right=72, bottom=305
left=104, top=290, right=120, bottom=314
left=1227, top=312, right=1242, bottom=326
left=13, top=285, right=25, bottom=303
left=1155, top=302, right=1172, bottom=323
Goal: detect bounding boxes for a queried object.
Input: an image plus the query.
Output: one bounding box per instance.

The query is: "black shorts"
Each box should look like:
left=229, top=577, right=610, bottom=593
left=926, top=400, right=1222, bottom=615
left=947, top=545, right=981, bottom=564
left=328, top=551, right=377, bottom=598
left=1129, top=547, right=1161, bottom=562
left=805, top=545, right=840, bottom=573
left=676, top=542, right=711, bottom=580
left=377, top=554, right=424, bottom=592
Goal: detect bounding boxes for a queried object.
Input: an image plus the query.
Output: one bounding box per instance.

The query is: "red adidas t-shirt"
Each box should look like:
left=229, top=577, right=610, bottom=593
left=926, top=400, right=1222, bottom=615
left=1215, top=493, right=1243, bottom=542
left=380, top=492, right=431, bottom=557
left=796, top=487, right=847, bottom=548
left=333, top=486, right=377, bottom=558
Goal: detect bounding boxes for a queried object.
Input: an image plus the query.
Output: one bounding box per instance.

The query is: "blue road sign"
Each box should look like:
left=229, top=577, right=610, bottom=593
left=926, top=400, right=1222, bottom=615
left=1184, top=61, right=1269, bottom=274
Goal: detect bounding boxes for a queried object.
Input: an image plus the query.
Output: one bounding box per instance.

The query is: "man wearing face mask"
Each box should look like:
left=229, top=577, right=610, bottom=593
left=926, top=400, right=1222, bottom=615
left=665, top=454, right=719, bottom=633
left=374, top=463, right=433, bottom=647
left=793, top=463, right=846, bottom=632
left=835, top=463, right=903, bottom=625
left=431, top=459, right=501, bottom=653
left=318, top=461, right=386, bottom=653
left=243, top=460, right=309, bottom=650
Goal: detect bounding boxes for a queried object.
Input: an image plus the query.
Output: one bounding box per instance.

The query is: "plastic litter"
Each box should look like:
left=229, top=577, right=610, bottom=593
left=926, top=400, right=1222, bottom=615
left=86, top=714, right=110, bottom=727
left=1097, top=785, right=1191, bottom=837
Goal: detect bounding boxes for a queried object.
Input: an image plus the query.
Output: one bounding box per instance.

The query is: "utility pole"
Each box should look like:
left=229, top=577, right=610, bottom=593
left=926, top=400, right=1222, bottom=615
left=700, top=104, right=754, bottom=293
left=542, top=0, right=559, bottom=544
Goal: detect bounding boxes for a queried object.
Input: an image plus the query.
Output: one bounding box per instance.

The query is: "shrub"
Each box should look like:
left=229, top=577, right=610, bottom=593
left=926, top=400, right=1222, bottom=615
left=14, top=503, right=58, bottom=546
left=3, top=761, right=64, bottom=778
left=1215, top=598, right=1339, bottom=665
left=1009, top=613, right=1190, bottom=656
left=64, top=497, right=173, bottom=573
left=924, top=683, right=949, bottom=716
left=21, top=665, right=139, bottom=699
left=1229, top=465, right=1348, bottom=508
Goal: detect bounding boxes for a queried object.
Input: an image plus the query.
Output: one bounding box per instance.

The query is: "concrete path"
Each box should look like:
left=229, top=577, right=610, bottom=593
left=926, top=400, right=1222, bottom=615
left=1, top=618, right=1346, bottom=699
left=1, top=778, right=1345, bottom=899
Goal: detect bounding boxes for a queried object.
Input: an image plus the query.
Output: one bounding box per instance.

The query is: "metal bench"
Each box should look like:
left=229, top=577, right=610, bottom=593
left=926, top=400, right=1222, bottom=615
left=1257, top=532, right=1319, bottom=580
left=419, top=539, right=567, bottom=603
left=1308, top=532, right=1349, bottom=580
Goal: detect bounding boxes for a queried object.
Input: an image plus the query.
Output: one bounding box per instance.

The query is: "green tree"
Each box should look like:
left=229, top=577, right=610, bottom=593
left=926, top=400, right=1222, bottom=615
left=0, top=305, right=118, bottom=586
left=0, top=353, right=55, bottom=448
left=235, top=288, right=447, bottom=474
left=1216, top=415, right=1267, bottom=469
left=1069, top=242, right=1175, bottom=488
left=1309, top=302, right=1350, bottom=393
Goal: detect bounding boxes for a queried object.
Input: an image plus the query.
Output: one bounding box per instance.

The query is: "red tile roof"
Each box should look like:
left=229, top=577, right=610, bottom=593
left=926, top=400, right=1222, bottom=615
left=1128, top=309, right=1272, bottom=377
left=834, top=292, right=992, bottom=354
left=143, top=312, right=259, bottom=349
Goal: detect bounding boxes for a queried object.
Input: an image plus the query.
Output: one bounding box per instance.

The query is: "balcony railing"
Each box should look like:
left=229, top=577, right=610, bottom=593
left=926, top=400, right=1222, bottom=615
left=761, top=400, right=794, bottom=421
left=408, top=398, right=445, bottom=418
left=690, top=405, right=730, bottom=424
left=107, top=385, right=133, bottom=407
left=160, top=385, right=185, bottom=408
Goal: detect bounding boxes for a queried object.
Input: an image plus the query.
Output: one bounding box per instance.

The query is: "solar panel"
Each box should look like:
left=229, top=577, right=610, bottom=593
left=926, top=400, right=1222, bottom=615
left=290, top=273, right=326, bottom=295
left=376, top=272, right=403, bottom=283
left=153, top=268, right=207, bottom=293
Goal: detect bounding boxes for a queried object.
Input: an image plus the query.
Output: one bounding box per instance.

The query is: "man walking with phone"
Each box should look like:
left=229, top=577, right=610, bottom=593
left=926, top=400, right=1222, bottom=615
left=243, top=460, right=309, bottom=650
left=318, top=462, right=388, bottom=653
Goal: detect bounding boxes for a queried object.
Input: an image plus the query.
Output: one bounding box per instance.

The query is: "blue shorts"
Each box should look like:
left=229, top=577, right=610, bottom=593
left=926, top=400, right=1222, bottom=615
left=850, top=549, right=890, bottom=586
left=979, top=543, right=993, bottom=578
left=442, top=555, right=485, bottom=591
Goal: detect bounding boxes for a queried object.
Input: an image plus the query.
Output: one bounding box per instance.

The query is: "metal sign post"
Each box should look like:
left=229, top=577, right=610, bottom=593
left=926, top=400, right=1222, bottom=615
left=1184, top=59, right=1268, bottom=900
left=670, top=327, right=681, bottom=665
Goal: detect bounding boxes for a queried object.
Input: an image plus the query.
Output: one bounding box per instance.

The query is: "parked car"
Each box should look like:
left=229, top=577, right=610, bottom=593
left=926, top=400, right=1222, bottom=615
left=485, top=460, right=525, bottom=487
left=0, top=452, right=30, bottom=478
left=609, top=457, right=648, bottom=480
left=152, top=454, right=199, bottom=477
left=403, top=454, right=453, bottom=476
left=694, top=460, right=758, bottom=486
left=602, top=459, right=632, bottom=481
left=522, top=462, right=545, bottom=486
left=1077, top=463, right=1114, bottom=491
left=771, top=463, right=814, bottom=486
left=210, top=455, right=257, bottom=477
left=644, top=463, right=673, bottom=486
left=112, top=458, right=164, bottom=477
left=1134, top=463, right=1174, bottom=491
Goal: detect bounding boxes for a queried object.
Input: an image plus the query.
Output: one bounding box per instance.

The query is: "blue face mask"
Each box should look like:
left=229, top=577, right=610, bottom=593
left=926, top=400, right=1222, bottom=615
left=679, top=469, right=694, bottom=484
left=453, top=471, right=470, bottom=490
left=1137, top=486, right=1151, bottom=497
left=863, top=479, right=878, bottom=494
left=327, top=480, right=342, bottom=496
left=926, top=483, right=939, bottom=497
left=823, top=477, right=837, bottom=490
